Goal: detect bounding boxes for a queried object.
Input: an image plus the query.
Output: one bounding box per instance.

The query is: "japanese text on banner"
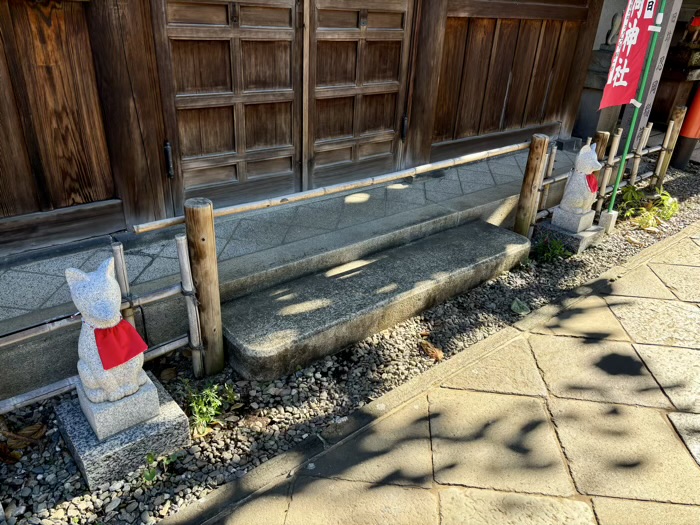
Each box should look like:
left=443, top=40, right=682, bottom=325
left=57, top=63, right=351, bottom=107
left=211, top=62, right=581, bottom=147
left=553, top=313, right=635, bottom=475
left=600, top=0, right=658, bottom=109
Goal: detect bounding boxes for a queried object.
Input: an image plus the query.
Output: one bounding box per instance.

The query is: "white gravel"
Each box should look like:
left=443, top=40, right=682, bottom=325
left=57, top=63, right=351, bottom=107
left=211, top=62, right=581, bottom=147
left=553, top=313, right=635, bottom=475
left=2, top=166, right=699, bottom=525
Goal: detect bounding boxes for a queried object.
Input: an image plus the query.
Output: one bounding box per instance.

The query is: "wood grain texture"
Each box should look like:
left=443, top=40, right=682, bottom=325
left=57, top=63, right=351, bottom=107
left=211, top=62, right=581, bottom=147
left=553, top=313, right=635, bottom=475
left=543, top=20, right=579, bottom=120
left=405, top=0, right=447, bottom=165
left=185, top=198, right=224, bottom=377
left=514, top=133, right=549, bottom=237
left=8, top=0, right=114, bottom=209
left=455, top=18, right=495, bottom=139
left=522, top=20, right=562, bottom=126
left=0, top=27, right=38, bottom=218
left=503, top=19, right=541, bottom=130
left=432, top=17, right=468, bottom=143
left=479, top=19, right=519, bottom=134
left=87, top=0, right=169, bottom=224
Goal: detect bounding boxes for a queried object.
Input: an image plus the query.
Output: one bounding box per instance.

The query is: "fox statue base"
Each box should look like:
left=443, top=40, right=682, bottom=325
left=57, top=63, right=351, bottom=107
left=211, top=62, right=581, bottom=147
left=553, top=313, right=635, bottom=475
left=77, top=374, right=160, bottom=441
left=552, top=207, right=595, bottom=233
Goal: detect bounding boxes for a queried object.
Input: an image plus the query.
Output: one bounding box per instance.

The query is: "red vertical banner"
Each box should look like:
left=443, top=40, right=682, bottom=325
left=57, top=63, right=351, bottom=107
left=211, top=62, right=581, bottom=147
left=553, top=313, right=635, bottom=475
left=600, top=0, right=659, bottom=109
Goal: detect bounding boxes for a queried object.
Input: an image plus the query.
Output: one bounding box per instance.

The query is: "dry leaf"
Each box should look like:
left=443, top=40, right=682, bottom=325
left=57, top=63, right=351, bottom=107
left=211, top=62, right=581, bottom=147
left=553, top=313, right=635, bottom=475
left=160, top=368, right=178, bottom=382
left=419, top=331, right=430, bottom=338
left=192, top=426, right=212, bottom=439
left=3, top=423, right=46, bottom=450
left=0, top=443, right=22, bottom=464
left=419, top=340, right=444, bottom=362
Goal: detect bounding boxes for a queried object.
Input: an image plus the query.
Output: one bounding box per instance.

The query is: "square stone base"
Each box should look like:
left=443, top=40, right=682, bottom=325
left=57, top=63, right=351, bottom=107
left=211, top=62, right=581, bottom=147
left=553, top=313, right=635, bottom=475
left=598, top=210, right=619, bottom=234
left=77, top=376, right=160, bottom=441
left=534, top=222, right=604, bottom=255
left=551, top=207, right=595, bottom=233
left=56, top=374, right=190, bottom=490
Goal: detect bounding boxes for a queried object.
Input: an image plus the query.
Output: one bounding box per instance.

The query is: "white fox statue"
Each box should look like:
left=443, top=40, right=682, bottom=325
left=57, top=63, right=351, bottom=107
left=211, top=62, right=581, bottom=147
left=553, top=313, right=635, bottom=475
left=66, top=258, right=148, bottom=404
left=559, top=144, right=603, bottom=215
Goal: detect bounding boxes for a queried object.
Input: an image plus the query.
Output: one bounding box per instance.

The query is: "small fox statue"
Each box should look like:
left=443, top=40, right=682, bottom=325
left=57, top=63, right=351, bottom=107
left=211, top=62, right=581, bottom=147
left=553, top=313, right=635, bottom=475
left=560, top=144, right=603, bottom=215
left=66, top=258, right=148, bottom=404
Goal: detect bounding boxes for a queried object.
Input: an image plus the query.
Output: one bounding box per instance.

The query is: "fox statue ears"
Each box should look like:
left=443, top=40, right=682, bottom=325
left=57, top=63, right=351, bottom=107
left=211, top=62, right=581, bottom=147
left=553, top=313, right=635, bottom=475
left=579, top=144, right=597, bottom=155
left=65, top=258, right=116, bottom=290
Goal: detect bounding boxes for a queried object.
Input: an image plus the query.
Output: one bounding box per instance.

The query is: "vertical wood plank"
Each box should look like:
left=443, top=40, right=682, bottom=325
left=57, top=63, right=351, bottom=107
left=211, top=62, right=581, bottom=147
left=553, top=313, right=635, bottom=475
left=454, top=18, right=496, bottom=139
left=503, top=19, right=541, bottom=130
left=543, top=20, right=579, bottom=121
left=86, top=0, right=169, bottom=224
left=9, top=1, right=115, bottom=209
left=522, top=20, right=562, bottom=126
left=514, top=133, right=549, bottom=237
left=0, top=27, right=38, bottom=217
left=432, top=17, right=468, bottom=143
left=559, top=0, right=604, bottom=135
left=479, top=18, right=519, bottom=134
left=404, top=0, right=448, bottom=166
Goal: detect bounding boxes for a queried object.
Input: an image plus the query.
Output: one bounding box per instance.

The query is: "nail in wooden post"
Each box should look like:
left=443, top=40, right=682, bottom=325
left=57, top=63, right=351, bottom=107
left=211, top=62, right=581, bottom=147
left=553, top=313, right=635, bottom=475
left=185, top=198, right=224, bottom=376
left=514, top=134, right=550, bottom=238
left=656, top=105, right=687, bottom=188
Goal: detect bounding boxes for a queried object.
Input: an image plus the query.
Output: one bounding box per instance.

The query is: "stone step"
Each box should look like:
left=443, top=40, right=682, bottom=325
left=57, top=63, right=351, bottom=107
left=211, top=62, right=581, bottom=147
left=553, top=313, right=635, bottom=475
left=222, top=220, right=530, bottom=380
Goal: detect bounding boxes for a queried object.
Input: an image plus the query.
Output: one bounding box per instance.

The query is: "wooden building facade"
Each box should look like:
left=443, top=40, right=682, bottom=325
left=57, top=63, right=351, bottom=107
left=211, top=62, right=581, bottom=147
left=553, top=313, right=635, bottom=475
left=0, top=0, right=602, bottom=255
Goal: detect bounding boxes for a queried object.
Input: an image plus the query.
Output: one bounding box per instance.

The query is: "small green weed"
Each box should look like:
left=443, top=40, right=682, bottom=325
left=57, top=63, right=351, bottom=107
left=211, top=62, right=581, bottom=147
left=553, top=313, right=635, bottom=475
left=142, top=451, right=184, bottom=483
left=533, top=237, right=572, bottom=263
left=617, top=186, right=680, bottom=231
left=184, top=381, right=242, bottom=437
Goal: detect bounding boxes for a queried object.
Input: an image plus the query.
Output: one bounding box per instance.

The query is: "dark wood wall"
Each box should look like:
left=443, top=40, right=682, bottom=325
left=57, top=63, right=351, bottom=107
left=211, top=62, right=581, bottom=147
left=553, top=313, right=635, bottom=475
left=0, top=0, right=168, bottom=256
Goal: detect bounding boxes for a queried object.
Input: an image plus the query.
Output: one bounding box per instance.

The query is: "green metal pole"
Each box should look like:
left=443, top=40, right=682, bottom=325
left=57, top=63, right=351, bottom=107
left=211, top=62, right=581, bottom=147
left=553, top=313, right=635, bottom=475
left=608, top=0, right=667, bottom=212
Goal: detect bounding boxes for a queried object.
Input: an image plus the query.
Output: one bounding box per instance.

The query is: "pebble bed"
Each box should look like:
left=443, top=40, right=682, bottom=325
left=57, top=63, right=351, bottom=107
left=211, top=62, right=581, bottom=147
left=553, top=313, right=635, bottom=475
left=2, top=166, right=700, bottom=525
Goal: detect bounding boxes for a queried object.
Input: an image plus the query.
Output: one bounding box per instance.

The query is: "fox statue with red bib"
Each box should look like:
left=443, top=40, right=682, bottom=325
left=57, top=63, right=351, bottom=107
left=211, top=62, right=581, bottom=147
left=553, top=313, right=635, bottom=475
left=66, top=258, right=148, bottom=404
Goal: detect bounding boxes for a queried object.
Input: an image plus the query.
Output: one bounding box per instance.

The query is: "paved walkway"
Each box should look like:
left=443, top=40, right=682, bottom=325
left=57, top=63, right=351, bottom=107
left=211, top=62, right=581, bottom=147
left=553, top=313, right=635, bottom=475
left=187, top=221, right=700, bottom=525
left=0, top=149, right=576, bottom=334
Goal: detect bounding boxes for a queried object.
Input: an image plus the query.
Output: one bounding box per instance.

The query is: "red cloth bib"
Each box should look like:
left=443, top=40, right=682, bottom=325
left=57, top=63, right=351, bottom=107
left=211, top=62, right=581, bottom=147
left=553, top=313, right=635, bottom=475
left=94, top=320, right=148, bottom=371
left=586, top=174, right=599, bottom=194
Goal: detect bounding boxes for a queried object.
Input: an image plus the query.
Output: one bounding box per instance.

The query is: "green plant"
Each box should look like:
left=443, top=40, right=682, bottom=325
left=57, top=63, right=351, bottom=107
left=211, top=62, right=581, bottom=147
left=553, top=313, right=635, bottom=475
left=143, top=451, right=183, bottom=482
left=186, top=383, right=224, bottom=436
left=533, top=237, right=572, bottom=263
left=617, top=186, right=680, bottom=230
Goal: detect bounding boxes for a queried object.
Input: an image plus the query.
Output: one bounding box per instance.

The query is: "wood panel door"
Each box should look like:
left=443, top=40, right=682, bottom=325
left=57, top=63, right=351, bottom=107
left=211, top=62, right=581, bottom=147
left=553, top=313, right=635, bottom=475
left=308, top=0, right=415, bottom=188
left=154, top=0, right=302, bottom=209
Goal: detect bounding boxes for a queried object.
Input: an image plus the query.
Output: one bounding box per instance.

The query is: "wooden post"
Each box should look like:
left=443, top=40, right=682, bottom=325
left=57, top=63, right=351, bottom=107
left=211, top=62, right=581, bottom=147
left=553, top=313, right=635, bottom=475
left=596, top=128, right=622, bottom=215
left=656, top=105, right=687, bottom=188
left=514, top=134, right=550, bottom=238
left=592, top=131, right=610, bottom=161
left=176, top=234, right=205, bottom=379
left=184, top=198, right=224, bottom=376
left=629, top=123, right=653, bottom=185
left=538, top=145, right=557, bottom=211
left=111, top=242, right=135, bottom=327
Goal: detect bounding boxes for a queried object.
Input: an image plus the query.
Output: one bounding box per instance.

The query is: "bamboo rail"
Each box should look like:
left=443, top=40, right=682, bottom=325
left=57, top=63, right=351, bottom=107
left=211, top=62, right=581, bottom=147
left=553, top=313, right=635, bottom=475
left=133, top=142, right=531, bottom=235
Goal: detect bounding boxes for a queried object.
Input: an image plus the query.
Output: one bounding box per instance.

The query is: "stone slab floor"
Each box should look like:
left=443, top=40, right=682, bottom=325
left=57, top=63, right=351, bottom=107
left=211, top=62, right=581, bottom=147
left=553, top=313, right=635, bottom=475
left=0, top=149, right=577, bottom=333
left=203, top=224, right=700, bottom=525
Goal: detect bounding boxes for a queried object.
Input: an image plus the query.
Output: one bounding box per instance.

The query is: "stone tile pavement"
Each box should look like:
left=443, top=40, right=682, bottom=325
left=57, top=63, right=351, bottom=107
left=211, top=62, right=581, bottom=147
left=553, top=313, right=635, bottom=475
left=0, top=149, right=577, bottom=331
left=180, top=220, right=700, bottom=525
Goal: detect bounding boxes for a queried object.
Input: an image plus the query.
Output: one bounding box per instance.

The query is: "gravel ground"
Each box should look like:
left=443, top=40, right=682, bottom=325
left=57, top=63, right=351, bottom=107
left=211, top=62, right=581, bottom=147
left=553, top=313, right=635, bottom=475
left=2, top=165, right=700, bottom=525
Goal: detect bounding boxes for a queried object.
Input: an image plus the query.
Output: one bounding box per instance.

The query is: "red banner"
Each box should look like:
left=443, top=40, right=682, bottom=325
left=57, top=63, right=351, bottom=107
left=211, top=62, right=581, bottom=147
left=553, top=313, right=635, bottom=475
left=600, top=0, right=659, bottom=109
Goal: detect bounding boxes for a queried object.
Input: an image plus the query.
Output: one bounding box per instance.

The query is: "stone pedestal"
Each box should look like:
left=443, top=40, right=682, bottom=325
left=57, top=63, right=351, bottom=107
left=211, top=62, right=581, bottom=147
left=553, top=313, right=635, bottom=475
left=56, top=374, right=190, bottom=490
left=77, top=376, right=159, bottom=441
left=552, top=207, right=595, bottom=233
left=534, top=221, right=604, bottom=255
left=598, top=210, right=619, bottom=234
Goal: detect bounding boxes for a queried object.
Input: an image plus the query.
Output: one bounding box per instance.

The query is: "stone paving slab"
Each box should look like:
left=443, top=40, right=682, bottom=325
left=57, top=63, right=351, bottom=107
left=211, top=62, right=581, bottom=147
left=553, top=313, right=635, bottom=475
left=285, top=477, right=439, bottom=525
left=592, top=497, right=700, bottom=525
left=528, top=334, right=670, bottom=408
left=441, top=338, right=547, bottom=397
left=605, top=265, right=676, bottom=300
left=549, top=397, right=700, bottom=504
left=649, top=263, right=700, bottom=302
left=440, top=487, right=596, bottom=525
left=648, top=238, right=700, bottom=266
left=668, top=412, right=700, bottom=466
left=207, top=483, right=291, bottom=525
left=301, top=394, right=433, bottom=488
left=429, top=389, right=574, bottom=496
left=635, top=344, right=700, bottom=412
left=532, top=295, right=630, bottom=341
left=606, top=296, right=700, bottom=348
